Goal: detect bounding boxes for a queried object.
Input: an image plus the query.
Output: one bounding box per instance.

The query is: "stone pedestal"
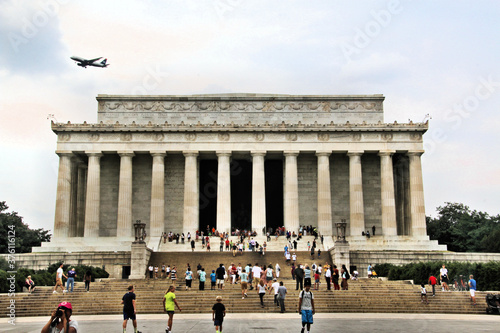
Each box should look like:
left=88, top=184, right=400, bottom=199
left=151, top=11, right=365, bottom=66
left=333, top=240, right=350, bottom=271
left=129, top=242, right=152, bottom=280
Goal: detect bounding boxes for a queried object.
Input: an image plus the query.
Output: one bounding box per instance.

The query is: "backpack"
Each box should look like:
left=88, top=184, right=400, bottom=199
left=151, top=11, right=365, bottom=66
left=345, top=271, right=350, bottom=279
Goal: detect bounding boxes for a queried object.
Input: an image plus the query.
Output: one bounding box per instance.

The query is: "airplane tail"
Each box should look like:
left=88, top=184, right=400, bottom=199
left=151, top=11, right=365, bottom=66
left=101, top=58, right=107, bottom=65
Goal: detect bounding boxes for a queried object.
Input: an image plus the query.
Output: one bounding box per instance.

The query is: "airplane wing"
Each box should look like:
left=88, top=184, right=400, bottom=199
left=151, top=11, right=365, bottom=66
left=88, top=57, right=103, bottom=63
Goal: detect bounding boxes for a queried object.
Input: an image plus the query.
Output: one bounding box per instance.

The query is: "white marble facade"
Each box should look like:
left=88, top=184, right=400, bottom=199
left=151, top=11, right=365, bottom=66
left=40, top=94, right=442, bottom=251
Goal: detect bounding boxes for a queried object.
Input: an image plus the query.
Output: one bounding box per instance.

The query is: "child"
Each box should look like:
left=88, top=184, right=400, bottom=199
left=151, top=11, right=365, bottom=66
left=421, top=283, right=429, bottom=304
left=210, top=270, right=216, bottom=290
left=212, top=296, right=226, bottom=333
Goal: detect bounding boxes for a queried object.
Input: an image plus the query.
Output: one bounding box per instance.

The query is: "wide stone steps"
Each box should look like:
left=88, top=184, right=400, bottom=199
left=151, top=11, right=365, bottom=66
left=2, top=278, right=487, bottom=317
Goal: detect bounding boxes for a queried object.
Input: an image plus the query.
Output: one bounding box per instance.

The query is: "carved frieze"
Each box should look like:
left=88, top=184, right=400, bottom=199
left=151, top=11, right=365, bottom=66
left=59, top=133, right=71, bottom=142
left=218, top=133, right=230, bottom=141
left=185, top=133, right=196, bottom=141
left=89, top=133, right=100, bottom=142
left=120, top=133, right=132, bottom=141
left=318, top=133, right=329, bottom=141
left=381, top=133, right=393, bottom=141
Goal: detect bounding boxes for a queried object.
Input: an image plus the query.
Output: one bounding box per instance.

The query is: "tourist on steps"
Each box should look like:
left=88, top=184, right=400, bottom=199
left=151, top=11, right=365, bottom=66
left=212, top=296, right=226, bottom=333
left=163, top=285, right=182, bottom=333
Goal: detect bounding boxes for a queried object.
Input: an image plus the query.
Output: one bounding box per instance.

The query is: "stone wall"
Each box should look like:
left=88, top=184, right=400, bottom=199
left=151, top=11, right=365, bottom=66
left=298, top=153, right=318, bottom=228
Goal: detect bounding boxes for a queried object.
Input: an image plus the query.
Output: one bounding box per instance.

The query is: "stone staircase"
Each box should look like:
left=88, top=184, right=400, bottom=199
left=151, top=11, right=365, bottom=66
left=0, top=250, right=489, bottom=317
left=2, top=278, right=487, bottom=317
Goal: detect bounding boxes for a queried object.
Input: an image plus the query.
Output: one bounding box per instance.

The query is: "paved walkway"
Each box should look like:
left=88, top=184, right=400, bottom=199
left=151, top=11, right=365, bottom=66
left=2, top=313, right=500, bottom=333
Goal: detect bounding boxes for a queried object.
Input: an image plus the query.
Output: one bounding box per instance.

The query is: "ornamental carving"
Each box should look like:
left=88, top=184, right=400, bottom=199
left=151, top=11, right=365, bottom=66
left=89, top=133, right=100, bottom=142
left=352, top=133, right=361, bottom=141
left=153, top=133, right=164, bottom=141
left=381, top=133, right=393, bottom=141
left=285, top=133, right=298, bottom=141
left=318, top=133, right=329, bottom=141
left=410, top=133, right=422, bottom=141
left=120, top=133, right=132, bottom=141
left=254, top=133, right=265, bottom=141
left=59, top=133, right=71, bottom=142
left=218, top=133, right=230, bottom=141
left=185, top=133, right=196, bottom=141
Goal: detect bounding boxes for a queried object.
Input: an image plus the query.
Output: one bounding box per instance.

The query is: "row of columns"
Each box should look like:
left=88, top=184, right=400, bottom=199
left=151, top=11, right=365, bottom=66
left=53, top=149, right=426, bottom=239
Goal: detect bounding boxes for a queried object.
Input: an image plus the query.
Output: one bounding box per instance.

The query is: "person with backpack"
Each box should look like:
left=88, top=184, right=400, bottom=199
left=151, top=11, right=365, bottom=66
left=298, top=285, right=315, bottom=333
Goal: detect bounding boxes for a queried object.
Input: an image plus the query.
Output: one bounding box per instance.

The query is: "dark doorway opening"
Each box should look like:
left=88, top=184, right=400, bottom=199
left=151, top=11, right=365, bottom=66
left=231, top=159, right=252, bottom=231
left=121, top=266, right=131, bottom=279
left=199, top=160, right=218, bottom=231
left=265, top=159, right=283, bottom=232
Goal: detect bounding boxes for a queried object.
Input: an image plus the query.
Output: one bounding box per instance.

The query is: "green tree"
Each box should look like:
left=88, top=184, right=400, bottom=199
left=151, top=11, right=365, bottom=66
left=0, top=201, right=51, bottom=253
left=426, top=202, right=499, bottom=253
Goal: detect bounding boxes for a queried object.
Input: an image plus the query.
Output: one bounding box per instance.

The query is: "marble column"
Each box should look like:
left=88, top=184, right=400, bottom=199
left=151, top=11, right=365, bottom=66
left=76, top=163, right=87, bottom=237
left=116, top=152, right=135, bottom=237
left=69, top=157, right=79, bottom=237
left=251, top=151, right=266, bottom=235
left=183, top=151, right=199, bottom=234
left=84, top=151, right=103, bottom=237
left=216, top=151, right=232, bottom=233
left=408, top=150, right=427, bottom=237
left=348, top=151, right=365, bottom=236
left=316, top=152, right=332, bottom=236
left=379, top=150, right=398, bottom=236
left=150, top=151, right=166, bottom=238
left=53, top=151, right=73, bottom=238
left=284, top=151, right=300, bottom=233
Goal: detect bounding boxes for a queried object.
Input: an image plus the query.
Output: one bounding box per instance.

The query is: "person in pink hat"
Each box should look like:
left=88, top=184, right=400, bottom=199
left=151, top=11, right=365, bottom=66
left=41, top=301, right=78, bottom=333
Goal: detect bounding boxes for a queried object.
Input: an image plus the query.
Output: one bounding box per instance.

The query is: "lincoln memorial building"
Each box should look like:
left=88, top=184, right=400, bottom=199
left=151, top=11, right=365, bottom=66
left=38, top=94, right=444, bottom=252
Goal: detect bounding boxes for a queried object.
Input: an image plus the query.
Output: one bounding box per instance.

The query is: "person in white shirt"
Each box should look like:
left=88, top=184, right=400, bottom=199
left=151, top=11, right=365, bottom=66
left=269, top=278, right=280, bottom=307
left=252, top=263, right=262, bottom=290
left=275, top=263, right=281, bottom=278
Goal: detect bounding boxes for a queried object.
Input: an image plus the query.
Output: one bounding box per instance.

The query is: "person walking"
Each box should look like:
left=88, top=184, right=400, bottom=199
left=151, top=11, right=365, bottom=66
left=468, top=274, right=477, bottom=305
left=240, top=270, right=249, bottom=299
left=270, top=278, right=280, bottom=308
left=277, top=281, right=287, bottom=313
left=332, top=265, right=340, bottom=290
left=212, top=296, right=226, bottom=333
left=163, top=286, right=182, bottom=333
left=258, top=279, right=267, bottom=308
left=440, top=264, right=450, bottom=291
left=84, top=270, right=91, bottom=292
left=170, top=266, right=177, bottom=287
left=199, top=268, right=206, bottom=291
left=304, top=265, right=312, bottom=287
left=295, top=265, right=304, bottom=290
left=420, top=283, right=429, bottom=304
left=298, top=285, right=315, bottom=333
left=216, top=264, right=225, bottom=290
left=121, top=285, right=142, bottom=333
left=252, top=263, right=262, bottom=290
left=275, top=263, right=281, bottom=278
left=53, top=263, right=67, bottom=294
left=341, top=264, right=349, bottom=290
left=428, top=275, right=437, bottom=296
left=185, top=267, right=193, bottom=291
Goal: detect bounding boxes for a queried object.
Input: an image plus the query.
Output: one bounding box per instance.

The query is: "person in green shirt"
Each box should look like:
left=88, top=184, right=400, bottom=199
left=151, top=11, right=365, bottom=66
left=163, top=286, right=182, bottom=333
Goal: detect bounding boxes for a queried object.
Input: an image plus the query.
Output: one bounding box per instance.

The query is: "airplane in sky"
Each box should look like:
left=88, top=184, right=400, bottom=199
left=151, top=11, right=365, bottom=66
left=70, top=56, right=109, bottom=68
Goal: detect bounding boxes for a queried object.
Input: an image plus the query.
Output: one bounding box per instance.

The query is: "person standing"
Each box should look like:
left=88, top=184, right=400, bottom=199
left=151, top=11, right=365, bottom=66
left=278, top=281, right=287, bottom=313
left=212, top=296, right=226, bottom=333
left=440, top=264, right=450, bottom=291
left=324, top=266, right=332, bottom=291
left=121, top=285, right=141, bottom=333
left=420, top=283, right=429, bottom=304
left=341, top=264, right=349, bottom=290
left=148, top=265, right=154, bottom=279
left=367, top=264, right=373, bottom=278
left=191, top=239, right=196, bottom=252
left=332, top=265, right=340, bottom=290
left=240, top=269, right=249, bottom=299
left=216, top=264, right=226, bottom=290
left=25, top=275, right=36, bottom=293
left=199, top=268, right=206, bottom=291
left=163, top=286, right=182, bottom=333
left=468, top=275, right=477, bottom=305
left=295, top=265, right=304, bottom=290
left=185, top=267, right=193, bottom=291
left=304, top=265, right=312, bottom=287
left=170, top=266, right=177, bottom=287
left=275, top=263, right=281, bottom=278
left=257, top=279, right=267, bottom=308
left=66, top=267, right=77, bottom=293
left=53, top=263, right=67, bottom=294
left=210, top=270, right=217, bottom=290
left=298, top=285, right=315, bottom=333
left=79, top=270, right=91, bottom=293
left=428, top=275, right=437, bottom=296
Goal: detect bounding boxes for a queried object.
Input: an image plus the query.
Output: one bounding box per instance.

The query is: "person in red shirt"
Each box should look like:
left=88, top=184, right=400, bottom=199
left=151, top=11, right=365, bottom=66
left=428, top=275, right=437, bottom=296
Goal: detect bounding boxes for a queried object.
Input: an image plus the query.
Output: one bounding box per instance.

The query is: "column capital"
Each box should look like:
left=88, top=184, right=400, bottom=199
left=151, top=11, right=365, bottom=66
left=182, top=151, right=199, bottom=157
left=407, top=150, right=425, bottom=157
left=347, top=151, right=364, bottom=157
left=85, top=151, right=103, bottom=158
left=283, top=151, right=300, bottom=157
left=118, top=151, right=135, bottom=157
left=251, top=151, right=267, bottom=157
left=316, top=151, right=332, bottom=157
left=150, top=151, right=166, bottom=157
left=56, top=150, right=74, bottom=157
left=216, top=151, right=232, bottom=157
left=378, top=150, right=396, bottom=157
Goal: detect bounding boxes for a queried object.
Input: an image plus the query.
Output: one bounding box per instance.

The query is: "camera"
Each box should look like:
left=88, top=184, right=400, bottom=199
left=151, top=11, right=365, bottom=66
left=55, top=307, right=65, bottom=318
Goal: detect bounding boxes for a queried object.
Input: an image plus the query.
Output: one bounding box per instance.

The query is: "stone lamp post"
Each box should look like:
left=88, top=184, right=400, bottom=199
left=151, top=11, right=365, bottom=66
left=334, top=219, right=350, bottom=273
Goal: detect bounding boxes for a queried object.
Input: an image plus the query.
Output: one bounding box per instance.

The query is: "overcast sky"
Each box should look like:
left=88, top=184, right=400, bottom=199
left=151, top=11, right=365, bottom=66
left=1, top=0, right=499, bottom=232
